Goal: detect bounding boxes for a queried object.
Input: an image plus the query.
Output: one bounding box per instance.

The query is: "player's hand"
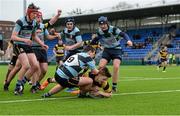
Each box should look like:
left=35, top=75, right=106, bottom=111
left=91, top=34, right=97, bottom=39
left=24, top=39, right=32, bottom=46
left=55, top=33, right=61, bottom=38
left=42, top=44, right=49, bottom=50
left=57, top=9, right=62, bottom=16
left=127, top=40, right=133, bottom=47
left=36, top=29, right=42, bottom=34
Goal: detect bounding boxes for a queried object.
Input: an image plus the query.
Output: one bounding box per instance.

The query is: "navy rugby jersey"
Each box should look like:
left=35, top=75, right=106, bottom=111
left=56, top=52, right=96, bottom=79
left=93, top=25, right=130, bottom=49
left=13, top=16, right=37, bottom=45
left=60, top=27, right=82, bottom=46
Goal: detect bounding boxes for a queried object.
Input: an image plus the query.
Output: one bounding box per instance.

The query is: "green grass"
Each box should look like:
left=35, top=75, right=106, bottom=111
left=0, top=65, right=180, bottom=115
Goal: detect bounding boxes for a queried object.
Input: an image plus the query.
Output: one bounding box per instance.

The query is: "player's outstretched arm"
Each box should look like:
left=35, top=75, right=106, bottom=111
left=49, top=9, right=62, bottom=25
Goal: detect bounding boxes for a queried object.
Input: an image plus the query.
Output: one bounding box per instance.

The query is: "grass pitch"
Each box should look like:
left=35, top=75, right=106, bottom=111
left=0, top=65, right=180, bottom=115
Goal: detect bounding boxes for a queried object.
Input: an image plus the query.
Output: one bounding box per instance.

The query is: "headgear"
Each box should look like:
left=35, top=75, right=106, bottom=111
left=98, top=16, right=108, bottom=24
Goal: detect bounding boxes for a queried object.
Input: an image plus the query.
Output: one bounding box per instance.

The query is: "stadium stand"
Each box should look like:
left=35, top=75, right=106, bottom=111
left=42, top=4, right=180, bottom=65
left=45, top=39, right=59, bottom=62
left=45, top=26, right=180, bottom=65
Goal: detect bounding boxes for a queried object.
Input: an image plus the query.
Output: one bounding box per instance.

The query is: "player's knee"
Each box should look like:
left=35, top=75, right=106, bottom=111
left=113, top=65, right=119, bottom=72
left=31, top=63, right=39, bottom=71
left=88, top=78, right=93, bottom=84
left=83, top=78, right=93, bottom=85
left=41, top=69, right=47, bottom=75
left=22, top=64, right=30, bottom=71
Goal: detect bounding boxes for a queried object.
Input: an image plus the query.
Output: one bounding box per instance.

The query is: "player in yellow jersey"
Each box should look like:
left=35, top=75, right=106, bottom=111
left=157, top=46, right=168, bottom=72
left=87, top=67, right=112, bottom=98
left=53, top=40, right=65, bottom=66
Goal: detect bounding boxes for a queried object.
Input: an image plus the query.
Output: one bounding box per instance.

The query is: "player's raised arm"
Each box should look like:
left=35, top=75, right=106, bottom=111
left=49, top=9, right=62, bottom=25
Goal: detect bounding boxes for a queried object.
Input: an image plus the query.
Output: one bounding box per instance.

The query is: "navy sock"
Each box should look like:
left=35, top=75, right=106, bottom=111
left=112, top=83, right=117, bottom=89
left=15, top=80, right=22, bottom=91
left=22, top=76, right=29, bottom=85
left=163, top=67, right=166, bottom=71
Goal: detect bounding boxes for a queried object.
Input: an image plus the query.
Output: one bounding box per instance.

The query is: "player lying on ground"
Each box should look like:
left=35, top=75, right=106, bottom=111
left=41, top=45, right=99, bottom=98
left=41, top=66, right=112, bottom=98
left=87, top=67, right=112, bottom=98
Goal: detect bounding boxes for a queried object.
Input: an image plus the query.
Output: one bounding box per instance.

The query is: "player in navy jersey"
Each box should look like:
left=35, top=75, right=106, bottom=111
left=30, top=10, right=61, bottom=92
left=42, top=45, right=99, bottom=98
left=57, top=17, right=84, bottom=92
left=91, top=16, right=133, bottom=92
left=11, top=3, right=48, bottom=95
left=60, top=17, right=83, bottom=60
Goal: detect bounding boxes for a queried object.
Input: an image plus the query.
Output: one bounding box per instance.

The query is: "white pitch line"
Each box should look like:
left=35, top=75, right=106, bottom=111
left=120, top=77, right=180, bottom=81
left=0, top=96, right=76, bottom=104
left=121, top=76, right=180, bottom=79
left=113, top=89, right=180, bottom=96
left=1, top=89, right=180, bottom=104
left=120, top=68, right=153, bottom=71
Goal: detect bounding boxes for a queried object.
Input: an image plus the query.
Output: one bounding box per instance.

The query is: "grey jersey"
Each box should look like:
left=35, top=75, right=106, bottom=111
left=96, top=25, right=122, bottom=49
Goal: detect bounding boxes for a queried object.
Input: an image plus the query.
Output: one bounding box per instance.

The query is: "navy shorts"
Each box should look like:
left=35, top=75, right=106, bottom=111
left=33, top=48, right=48, bottom=63
left=102, top=48, right=122, bottom=63
left=54, top=73, right=79, bottom=88
left=160, top=58, right=167, bottom=63
left=56, top=56, right=64, bottom=63
left=9, top=55, right=18, bottom=66
left=13, top=44, right=33, bottom=56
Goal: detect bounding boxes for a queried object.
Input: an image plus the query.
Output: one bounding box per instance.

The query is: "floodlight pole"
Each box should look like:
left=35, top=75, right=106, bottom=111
left=23, top=0, right=26, bottom=16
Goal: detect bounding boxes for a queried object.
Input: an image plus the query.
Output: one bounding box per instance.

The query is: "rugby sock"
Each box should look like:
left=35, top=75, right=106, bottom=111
left=22, top=76, right=29, bottom=85
left=42, top=92, right=51, bottom=98
left=163, top=67, right=166, bottom=71
left=112, top=83, right=117, bottom=90
left=36, top=81, right=41, bottom=88
left=4, top=82, right=10, bottom=87
left=4, top=80, right=10, bottom=86
left=15, top=80, right=22, bottom=91
left=32, top=83, right=37, bottom=87
left=47, top=92, right=52, bottom=96
left=47, top=78, right=51, bottom=83
left=4, top=82, right=10, bottom=91
left=30, top=84, right=38, bottom=93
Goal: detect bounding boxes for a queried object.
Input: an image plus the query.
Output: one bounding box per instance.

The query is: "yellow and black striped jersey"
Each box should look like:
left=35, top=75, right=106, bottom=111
left=91, top=44, right=101, bottom=49
left=84, top=40, right=91, bottom=46
left=54, top=44, right=64, bottom=57
left=84, top=40, right=101, bottom=50
left=159, top=50, right=168, bottom=59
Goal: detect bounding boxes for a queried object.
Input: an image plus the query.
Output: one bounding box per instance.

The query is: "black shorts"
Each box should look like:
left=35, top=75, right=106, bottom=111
left=160, top=58, right=167, bottom=63
left=9, top=55, right=18, bottom=66
left=33, top=48, right=48, bottom=63
left=56, top=56, right=64, bottom=63
left=54, top=73, right=79, bottom=88
left=102, top=48, right=122, bottom=63
left=13, top=44, right=33, bottom=56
